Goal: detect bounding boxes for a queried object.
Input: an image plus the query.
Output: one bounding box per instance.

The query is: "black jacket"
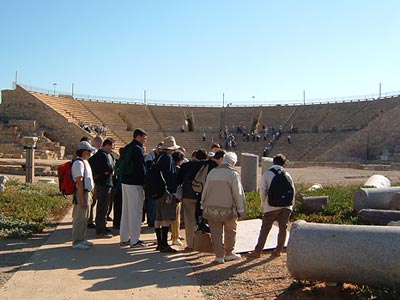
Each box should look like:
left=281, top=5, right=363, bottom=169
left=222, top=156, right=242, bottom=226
left=88, top=149, right=114, bottom=187
left=121, top=140, right=146, bottom=185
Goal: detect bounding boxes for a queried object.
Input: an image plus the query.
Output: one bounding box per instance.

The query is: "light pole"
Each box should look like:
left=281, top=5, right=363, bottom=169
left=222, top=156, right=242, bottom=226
left=252, top=96, right=255, bottom=106
left=52, top=82, right=57, bottom=96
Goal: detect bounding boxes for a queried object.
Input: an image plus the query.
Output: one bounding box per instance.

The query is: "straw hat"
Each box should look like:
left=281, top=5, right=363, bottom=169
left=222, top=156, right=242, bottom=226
left=161, top=136, right=180, bottom=150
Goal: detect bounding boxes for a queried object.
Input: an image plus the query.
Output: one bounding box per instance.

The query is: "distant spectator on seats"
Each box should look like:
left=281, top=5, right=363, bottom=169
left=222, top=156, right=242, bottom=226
left=288, top=134, right=292, bottom=144
left=202, top=131, right=206, bottom=142
left=181, top=124, right=185, bottom=132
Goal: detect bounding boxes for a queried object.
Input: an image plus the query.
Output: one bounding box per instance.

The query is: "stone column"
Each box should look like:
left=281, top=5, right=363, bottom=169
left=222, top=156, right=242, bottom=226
left=353, top=187, right=400, bottom=211
left=23, top=136, right=38, bottom=183
left=240, top=153, right=258, bottom=192
left=260, top=157, right=273, bottom=176
left=364, top=174, right=391, bottom=188
left=287, top=220, right=400, bottom=288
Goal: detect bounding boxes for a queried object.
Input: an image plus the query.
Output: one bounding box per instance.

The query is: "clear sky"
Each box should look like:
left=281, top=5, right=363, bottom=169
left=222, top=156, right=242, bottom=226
left=1, top=0, right=400, bottom=105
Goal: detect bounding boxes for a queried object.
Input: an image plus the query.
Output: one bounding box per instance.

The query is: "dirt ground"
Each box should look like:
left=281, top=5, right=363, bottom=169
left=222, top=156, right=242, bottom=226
left=1, top=166, right=399, bottom=299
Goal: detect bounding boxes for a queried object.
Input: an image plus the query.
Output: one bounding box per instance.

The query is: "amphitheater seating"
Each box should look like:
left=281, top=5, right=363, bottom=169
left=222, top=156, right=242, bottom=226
left=12, top=86, right=400, bottom=162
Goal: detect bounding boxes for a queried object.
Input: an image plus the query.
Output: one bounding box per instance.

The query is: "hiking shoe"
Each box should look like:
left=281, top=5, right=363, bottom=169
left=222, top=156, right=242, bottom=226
left=172, top=239, right=183, bottom=246
left=160, top=245, right=178, bottom=253
left=248, top=251, right=261, bottom=258
left=97, top=233, right=113, bottom=239
left=270, top=250, right=281, bottom=257
left=119, top=240, right=130, bottom=247
left=214, top=257, right=225, bottom=264
left=225, top=253, right=241, bottom=261
left=82, top=240, right=94, bottom=247
left=72, top=242, right=90, bottom=250
left=130, top=240, right=149, bottom=248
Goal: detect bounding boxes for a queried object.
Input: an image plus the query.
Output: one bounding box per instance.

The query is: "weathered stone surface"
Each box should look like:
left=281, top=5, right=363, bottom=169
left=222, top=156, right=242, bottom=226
left=358, top=209, right=400, bottom=225
left=241, top=153, right=258, bottom=192
left=301, top=196, right=329, bottom=213
left=364, top=174, right=391, bottom=188
left=260, top=157, right=273, bottom=175
left=353, top=187, right=400, bottom=211
left=287, top=220, right=400, bottom=288
left=388, top=193, right=400, bottom=210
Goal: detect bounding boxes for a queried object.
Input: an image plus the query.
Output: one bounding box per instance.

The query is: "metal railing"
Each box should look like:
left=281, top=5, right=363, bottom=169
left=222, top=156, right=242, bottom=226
left=15, top=82, right=400, bottom=107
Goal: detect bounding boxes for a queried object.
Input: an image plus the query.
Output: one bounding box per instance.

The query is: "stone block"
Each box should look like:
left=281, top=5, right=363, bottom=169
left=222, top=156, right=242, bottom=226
left=358, top=209, right=400, bottom=225
left=240, top=153, right=258, bottom=192
left=287, top=220, right=400, bottom=288
left=301, top=196, right=329, bottom=213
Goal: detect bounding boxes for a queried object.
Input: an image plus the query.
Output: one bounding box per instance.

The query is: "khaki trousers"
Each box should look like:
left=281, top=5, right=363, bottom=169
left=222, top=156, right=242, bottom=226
left=72, top=191, right=91, bottom=245
left=208, top=218, right=237, bottom=259
left=182, top=198, right=197, bottom=248
left=254, top=208, right=291, bottom=253
left=170, top=202, right=181, bottom=241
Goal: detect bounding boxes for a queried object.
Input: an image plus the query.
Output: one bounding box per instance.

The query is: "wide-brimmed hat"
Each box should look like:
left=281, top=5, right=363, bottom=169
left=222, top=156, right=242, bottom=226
left=161, top=136, right=180, bottom=150
left=77, top=141, right=96, bottom=153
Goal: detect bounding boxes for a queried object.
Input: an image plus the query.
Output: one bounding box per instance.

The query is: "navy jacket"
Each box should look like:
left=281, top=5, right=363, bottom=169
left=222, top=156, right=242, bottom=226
left=121, top=140, right=146, bottom=185
left=88, top=149, right=114, bottom=187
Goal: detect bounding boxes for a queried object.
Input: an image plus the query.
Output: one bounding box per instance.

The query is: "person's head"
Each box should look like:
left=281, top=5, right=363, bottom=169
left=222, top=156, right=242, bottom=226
left=172, top=150, right=185, bottom=167
left=213, top=149, right=226, bottom=165
left=161, top=136, right=180, bottom=154
left=80, top=136, right=90, bottom=143
left=133, top=128, right=148, bottom=145
left=222, top=152, right=237, bottom=166
left=155, top=141, right=164, bottom=155
left=273, top=154, right=287, bottom=166
left=102, top=139, right=114, bottom=154
left=118, top=147, right=125, bottom=155
left=76, top=141, right=96, bottom=159
left=92, top=135, right=103, bottom=149
left=211, top=143, right=221, bottom=153
left=195, top=148, right=208, bottom=161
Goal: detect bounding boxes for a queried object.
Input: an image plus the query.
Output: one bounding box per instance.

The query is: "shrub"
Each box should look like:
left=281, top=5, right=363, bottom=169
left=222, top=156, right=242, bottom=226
left=0, top=179, right=71, bottom=238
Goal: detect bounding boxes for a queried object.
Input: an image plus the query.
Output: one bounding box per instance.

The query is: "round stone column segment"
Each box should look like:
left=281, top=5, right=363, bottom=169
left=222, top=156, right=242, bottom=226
left=240, top=153, right=258, bottom=192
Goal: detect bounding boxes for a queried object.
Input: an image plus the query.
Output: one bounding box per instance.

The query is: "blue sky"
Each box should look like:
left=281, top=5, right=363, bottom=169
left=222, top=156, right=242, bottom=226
left=1, top=1, right=400, bottom=105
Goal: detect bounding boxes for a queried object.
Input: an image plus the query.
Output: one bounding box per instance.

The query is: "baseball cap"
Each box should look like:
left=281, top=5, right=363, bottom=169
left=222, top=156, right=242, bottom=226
left=77, top=141, right=96, bottom=153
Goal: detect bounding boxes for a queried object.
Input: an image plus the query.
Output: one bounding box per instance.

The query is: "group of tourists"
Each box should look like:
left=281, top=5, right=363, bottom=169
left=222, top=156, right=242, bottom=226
left=70, top=128, right=295, bottom=264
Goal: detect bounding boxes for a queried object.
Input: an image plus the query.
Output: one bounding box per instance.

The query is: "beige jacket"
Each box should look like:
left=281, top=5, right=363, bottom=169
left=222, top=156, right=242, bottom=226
left=201, top=164, right=245, bottom=213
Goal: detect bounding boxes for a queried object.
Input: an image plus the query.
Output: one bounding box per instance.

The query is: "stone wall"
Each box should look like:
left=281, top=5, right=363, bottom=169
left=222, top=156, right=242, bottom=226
left=0, top=86, right=91, bottom=157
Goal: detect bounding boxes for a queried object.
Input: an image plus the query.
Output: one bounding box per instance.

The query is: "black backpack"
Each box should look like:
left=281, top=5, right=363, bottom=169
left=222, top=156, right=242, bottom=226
left=144, top=153, right=167, bottom=199
left=267, top=168, right=294, bottom=207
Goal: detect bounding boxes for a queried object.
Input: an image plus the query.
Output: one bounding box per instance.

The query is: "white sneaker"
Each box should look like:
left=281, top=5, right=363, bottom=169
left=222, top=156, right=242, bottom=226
left=82, top=240, right=94, bottom=247
left=172, top=239, right=183, bottom=246
left=225, top=253, right=241, bottom=261
left=72, top=242, right=90, bottom=250
left=214, top=257, right=225, bottom=264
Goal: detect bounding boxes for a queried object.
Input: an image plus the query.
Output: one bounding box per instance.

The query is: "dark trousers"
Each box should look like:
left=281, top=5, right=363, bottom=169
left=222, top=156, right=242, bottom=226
left=146, top=197, right=156, bottom=227
left=113, top=186, right=122, bottom=228
left=95, top=185, right=112, bottom=234
left=254, top=208, right=291, bottom=253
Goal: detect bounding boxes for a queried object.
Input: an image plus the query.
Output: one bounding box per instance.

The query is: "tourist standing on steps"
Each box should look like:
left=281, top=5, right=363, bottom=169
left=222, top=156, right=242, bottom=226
left=119, top=128, right=148, bottom=248
left=89, top=139, right=115, bottom=239
left=201, top=152, right=246, bottom=264
left=71, top=141, right=95, bottom=250
left=249, top=154, right=295, bottom=258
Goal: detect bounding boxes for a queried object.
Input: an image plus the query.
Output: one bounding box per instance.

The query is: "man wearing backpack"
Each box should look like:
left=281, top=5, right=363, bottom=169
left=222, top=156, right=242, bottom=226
left=71, top=141, right=95, bottom=250
left=249, top=154, right=295, bottom=258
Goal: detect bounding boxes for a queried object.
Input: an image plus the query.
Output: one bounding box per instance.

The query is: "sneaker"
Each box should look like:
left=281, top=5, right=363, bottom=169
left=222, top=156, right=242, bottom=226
left=119, top=241, right=130, bottom=247
left=172, top=239, right=183, bottom=246
left=130, top=240, right=149, bottom=248
left=72, top=242, right=90, bottom=250
left=248, top=251, right=261, bottom=258
left=97, top=233, right=113, bottom=239
left=214, top=257, right=225, bottom=264
left=82, top=240, right=94, bottom=247
left=225, top=253, right=241, bottom=261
